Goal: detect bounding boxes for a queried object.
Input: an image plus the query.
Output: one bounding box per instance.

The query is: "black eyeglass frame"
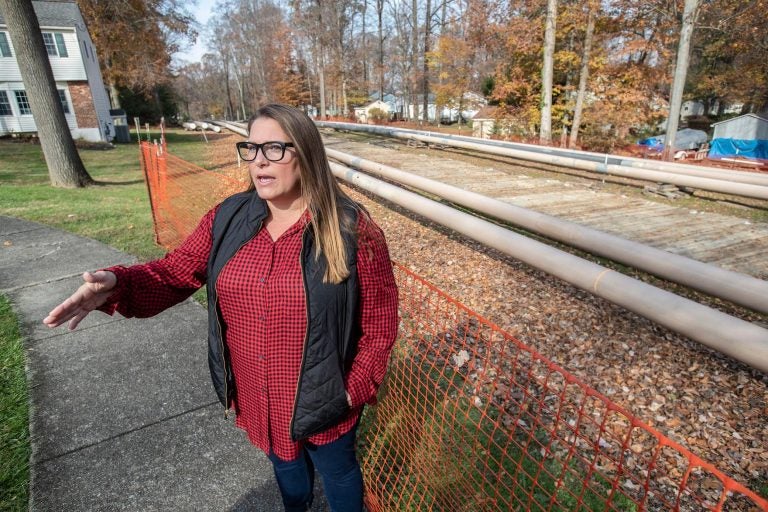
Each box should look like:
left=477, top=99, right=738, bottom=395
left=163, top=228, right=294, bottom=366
left=236, top=141, right=295, bottom=162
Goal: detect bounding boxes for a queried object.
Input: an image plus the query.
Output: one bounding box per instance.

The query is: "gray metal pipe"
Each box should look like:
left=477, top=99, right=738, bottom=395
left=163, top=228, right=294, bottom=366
left=326, top=148, right=768, bottom=314
left=226, top=117, right=768, bottom=187
left=422, top=129, right=768, bottom=187
left=213, top=119, right=768, bottom=370
left=219, top=119, right=768, bottom=312
left=316, top=121, right=768, bottom=197
left=330, top=161, right=768, bottom=374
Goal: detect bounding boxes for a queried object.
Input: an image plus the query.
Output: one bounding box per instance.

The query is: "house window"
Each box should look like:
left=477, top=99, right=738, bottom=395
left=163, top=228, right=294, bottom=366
left=41, top=32, right=68, bottom=57
left=14, top=90, right=31, bottom=115
left=0, top=32, right=11, bottom=57
left=42, top=33, right=57, bottom=56
left=58, top=90, right=70, bottom=114
left=0, top=91, right=12, bottom=115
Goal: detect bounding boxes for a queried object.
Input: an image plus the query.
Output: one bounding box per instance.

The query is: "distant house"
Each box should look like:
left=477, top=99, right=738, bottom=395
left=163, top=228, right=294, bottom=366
left=709, top=114, right=768, bottom=160
left=0, top=1, right=114, bottom=142
left=470, top=106, right=500, bottom=139
left=353, top=100, right=391, bottom=124
left=681, top=100, right=707, bottom=118
left=404, top=92, right=486, bottom=123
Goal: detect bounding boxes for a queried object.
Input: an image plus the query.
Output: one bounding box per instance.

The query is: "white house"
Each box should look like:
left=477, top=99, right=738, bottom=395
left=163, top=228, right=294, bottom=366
left=353, top=100, right=391, bottom=124
left=0, top=1, right=113, bottom=142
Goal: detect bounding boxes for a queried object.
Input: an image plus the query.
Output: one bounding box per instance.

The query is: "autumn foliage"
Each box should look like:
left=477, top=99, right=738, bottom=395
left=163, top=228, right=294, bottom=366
left=77, top=0, right=767, bottom=151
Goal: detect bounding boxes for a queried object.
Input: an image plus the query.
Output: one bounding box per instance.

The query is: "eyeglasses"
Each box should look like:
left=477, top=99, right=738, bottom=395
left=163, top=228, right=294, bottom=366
left=236, top=141, right=295, bottom=162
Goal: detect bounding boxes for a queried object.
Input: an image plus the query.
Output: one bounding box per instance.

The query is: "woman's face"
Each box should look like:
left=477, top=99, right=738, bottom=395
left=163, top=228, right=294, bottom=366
left=248, top=117, right=303, bottom=211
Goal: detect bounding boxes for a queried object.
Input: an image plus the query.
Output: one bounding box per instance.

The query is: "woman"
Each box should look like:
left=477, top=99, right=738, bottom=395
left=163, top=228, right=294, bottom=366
left=44, top=103, right=399, bottom=512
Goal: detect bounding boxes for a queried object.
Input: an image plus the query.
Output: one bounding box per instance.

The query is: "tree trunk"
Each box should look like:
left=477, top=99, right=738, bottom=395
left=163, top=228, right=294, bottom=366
left=362, top=0, right=368, bottom=86
left=411, top=0, right=419, bottom=121
left=233, top=69, right=247, bottom=120
left=319, top=52, right=326, bottom=119
left=103, top=57, right=121, bottom=109
left=224, top=53, right=234, bottom=121
left=109, top=81, right=121, bottom=110
left=662, top=0, right=701, bottom=161
left=569, top=2, right=596, bottom=149
left=0, top=0, right=93, bottom=187
left=342, top=78, right=348, bottom=117
left=422, top=0, right=431, bottom=124
left=377, top=0, right=384, bottom=101
left=539, top=0, right=557, bottom=144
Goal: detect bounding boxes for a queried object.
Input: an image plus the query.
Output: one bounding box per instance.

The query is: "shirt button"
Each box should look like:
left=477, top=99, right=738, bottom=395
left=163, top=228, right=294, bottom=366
left=259, top=315, right=266, bottom=321
left=259, top=277, right=265, bottom=283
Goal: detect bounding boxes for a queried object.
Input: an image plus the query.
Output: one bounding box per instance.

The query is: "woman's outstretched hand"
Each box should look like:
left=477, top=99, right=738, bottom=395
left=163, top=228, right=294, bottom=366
left=43, top=271, right=117, bottom=330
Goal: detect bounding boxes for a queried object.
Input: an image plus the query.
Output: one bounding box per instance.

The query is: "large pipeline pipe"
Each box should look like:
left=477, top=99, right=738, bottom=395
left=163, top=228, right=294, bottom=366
left=326, top=148, right=768, bottom=314
left=330, top=161, right=768, bottom=374
left=223, top=118, right=768, bottom=186
left=316, top=121, right=768, bottom=187
left=316, top=121, right=768, bottom=196
left=193, top=121, right=222, bottom=133
left=214, top=120, right=247, bottom=136
left=214, top=119, right=768, bottom=370
left=409, top=128, right=768, bottom=187
left=218, top=119, right=768, bottom=312
left=458, top=134, right=768, bottom=187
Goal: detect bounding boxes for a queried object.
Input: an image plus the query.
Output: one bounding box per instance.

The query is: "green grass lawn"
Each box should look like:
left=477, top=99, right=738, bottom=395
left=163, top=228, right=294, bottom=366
left=0, top=130, right=216, bottom=261
left=0, top=295, right=29, bottom=512
left=0, top=130, right=212, bottom=510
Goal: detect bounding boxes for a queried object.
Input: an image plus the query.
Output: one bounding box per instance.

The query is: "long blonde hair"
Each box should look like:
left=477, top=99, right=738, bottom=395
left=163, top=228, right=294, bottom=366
left=247, top=104, right=356, bottom=284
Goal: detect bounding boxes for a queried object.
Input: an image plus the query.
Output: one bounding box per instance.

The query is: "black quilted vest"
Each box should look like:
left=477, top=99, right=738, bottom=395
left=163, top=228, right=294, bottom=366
left=206, top=191, right=361, bottom=440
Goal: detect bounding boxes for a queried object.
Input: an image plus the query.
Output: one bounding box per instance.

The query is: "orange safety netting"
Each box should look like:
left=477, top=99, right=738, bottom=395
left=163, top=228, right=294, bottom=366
left=138, top=141, right=767, bottom=511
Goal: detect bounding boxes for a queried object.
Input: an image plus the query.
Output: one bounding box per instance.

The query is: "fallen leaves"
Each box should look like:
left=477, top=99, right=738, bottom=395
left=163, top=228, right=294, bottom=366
left=341, top=185, right=768, bottom=490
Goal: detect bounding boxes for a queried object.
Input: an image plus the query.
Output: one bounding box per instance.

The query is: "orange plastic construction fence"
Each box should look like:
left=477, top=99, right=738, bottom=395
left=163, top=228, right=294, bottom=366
left=139, top=141, right=767, bottom=511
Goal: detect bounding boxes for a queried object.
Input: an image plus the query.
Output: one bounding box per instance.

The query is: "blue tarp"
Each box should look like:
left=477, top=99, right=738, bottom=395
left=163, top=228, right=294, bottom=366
left=637, top=129, right=708, bottom=150
left=708, top=138, right=768, bottom=160
left=638, top=136, right=663, bottom=147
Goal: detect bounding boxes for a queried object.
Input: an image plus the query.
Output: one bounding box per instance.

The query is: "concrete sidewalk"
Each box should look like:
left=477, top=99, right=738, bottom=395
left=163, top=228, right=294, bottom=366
left=0, top=216, right=329, bottom=511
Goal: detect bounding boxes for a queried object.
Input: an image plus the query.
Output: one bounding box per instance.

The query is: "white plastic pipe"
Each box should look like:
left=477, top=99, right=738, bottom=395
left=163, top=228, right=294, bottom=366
left=193, top=121, right=222, bottom=133
left=316, top=121, right=768, bottom=196
left=326, top=148, right=768, bottom=314
left=214, top=120, right=247, bottom=136
left=329, top=161, right=768, bottom=374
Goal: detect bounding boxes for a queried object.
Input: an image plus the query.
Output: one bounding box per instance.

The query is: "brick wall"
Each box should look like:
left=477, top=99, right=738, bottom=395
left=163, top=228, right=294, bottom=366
left=68, top=81, right=98, bottom=129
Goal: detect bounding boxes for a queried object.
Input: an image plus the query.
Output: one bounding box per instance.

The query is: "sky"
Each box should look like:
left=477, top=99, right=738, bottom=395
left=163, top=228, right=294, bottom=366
left=174, top=0, right=217, bottom=64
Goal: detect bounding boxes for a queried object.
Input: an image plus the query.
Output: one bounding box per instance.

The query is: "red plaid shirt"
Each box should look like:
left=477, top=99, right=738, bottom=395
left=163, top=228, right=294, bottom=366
left=100, top=205, right=398, bottom=460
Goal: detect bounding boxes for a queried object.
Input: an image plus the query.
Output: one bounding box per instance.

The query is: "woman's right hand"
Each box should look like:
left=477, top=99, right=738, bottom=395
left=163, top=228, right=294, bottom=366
left=43, top=271, right=117, bottom=330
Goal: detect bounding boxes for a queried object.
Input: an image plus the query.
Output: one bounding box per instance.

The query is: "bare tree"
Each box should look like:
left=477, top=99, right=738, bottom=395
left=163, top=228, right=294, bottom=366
left=421, top=0, right=431, bottom=122
left=539, top=0, right=557, bottom=144
left=569, top=0, right=596, bottom=149
left=0, top=0, right=93, bottom=187
left=662, top=0, right=702, bottom=161
left=410, top=0, right=419, bottom=121
left=377, top=0, right=385, bottom=100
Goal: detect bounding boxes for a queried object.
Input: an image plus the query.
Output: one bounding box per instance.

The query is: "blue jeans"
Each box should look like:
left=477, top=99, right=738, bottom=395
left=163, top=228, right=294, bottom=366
left=268, top=426, right=364, bottom=512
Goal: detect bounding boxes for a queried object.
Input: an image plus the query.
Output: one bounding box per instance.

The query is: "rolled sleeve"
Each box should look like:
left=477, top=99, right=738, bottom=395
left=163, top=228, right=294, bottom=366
left=96, top=208, right=216, bottom=318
